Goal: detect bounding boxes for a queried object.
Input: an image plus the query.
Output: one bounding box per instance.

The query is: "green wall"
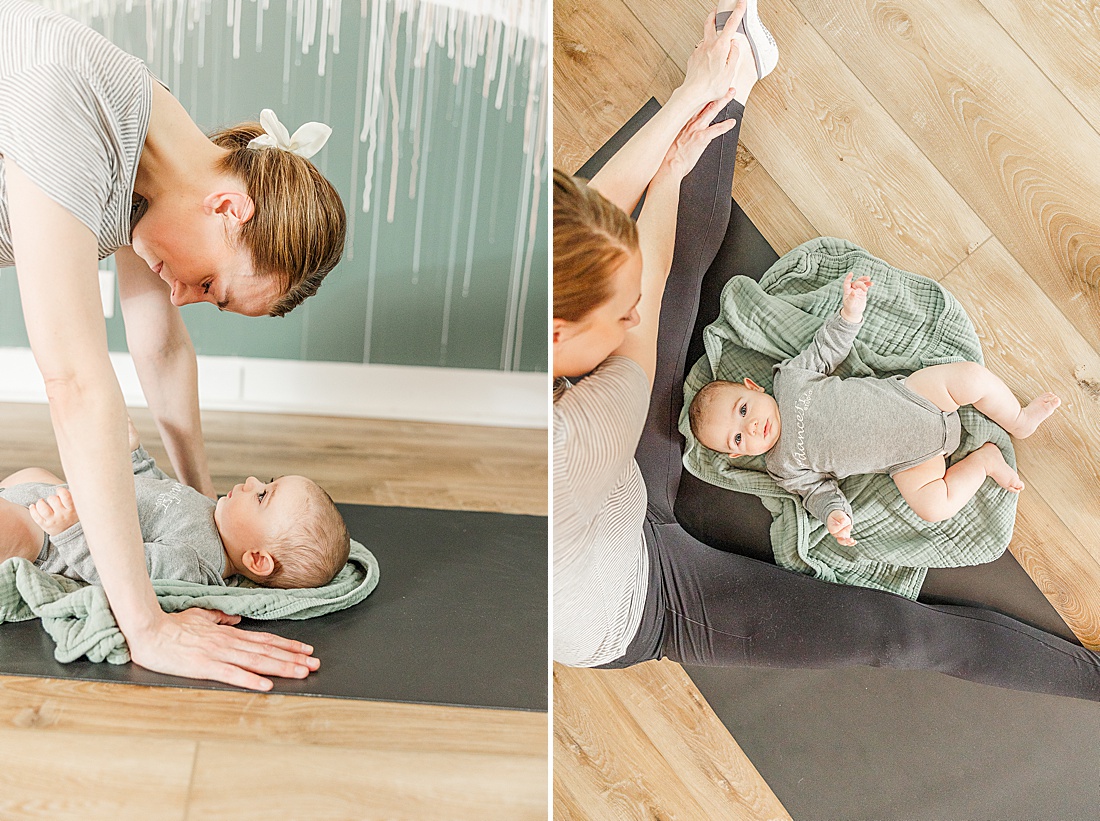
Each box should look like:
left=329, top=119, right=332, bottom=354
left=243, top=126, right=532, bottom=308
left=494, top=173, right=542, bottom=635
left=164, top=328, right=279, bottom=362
left=1, top=1, right=548, bottom=373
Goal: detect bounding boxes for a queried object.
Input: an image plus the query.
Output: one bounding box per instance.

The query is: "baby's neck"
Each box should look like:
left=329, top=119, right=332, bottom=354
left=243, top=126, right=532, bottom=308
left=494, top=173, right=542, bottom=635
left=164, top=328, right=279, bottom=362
left=214, top=523, right=241, bottom=579
left=219, top=544, right=239, bottom=579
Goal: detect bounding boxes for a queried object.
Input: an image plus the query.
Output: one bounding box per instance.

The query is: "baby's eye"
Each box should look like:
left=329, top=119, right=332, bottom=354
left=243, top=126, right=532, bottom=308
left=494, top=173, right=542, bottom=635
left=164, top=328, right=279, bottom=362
left=739, top=403, right=747, bottom=417
left=257, top=489, right=267, bottom=503
left=202, top=280, right=213, bottom=295
left=734, top=433, right=741, bottom=445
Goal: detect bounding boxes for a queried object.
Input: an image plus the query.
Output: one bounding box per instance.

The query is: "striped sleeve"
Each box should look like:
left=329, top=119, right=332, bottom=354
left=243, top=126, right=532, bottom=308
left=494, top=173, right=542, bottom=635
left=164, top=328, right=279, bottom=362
left=553, top=356, right=650, bottom=525
left=0, top=63, right=112, bottom=238
left=553, top=356, right=651, bottom=666
left=0, top=0, right=152, bottom=264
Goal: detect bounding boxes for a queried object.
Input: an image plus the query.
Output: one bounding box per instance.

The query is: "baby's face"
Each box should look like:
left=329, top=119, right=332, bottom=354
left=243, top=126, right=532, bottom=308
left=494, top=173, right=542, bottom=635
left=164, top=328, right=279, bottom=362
left=697, top=381, right=782, bottom=458
left=214, top=475, right=312, bottom=559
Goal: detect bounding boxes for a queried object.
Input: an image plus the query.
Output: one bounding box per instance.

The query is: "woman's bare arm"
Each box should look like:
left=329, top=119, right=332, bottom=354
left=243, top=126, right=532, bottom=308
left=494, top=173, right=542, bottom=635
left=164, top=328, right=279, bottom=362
left=6, top=157, right=316, bottom=690
left=115, top=245, right=215, bottom=497
left=587, top=4, right=744, bottom=215
left=610, top=95, right=738, bottom=385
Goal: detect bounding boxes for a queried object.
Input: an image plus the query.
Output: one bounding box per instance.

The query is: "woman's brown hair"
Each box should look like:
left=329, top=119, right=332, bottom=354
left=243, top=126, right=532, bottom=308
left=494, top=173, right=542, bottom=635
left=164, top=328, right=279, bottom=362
left=210, top=123, right=347, bottom=317
left=553, top=168, right=639, bottom=322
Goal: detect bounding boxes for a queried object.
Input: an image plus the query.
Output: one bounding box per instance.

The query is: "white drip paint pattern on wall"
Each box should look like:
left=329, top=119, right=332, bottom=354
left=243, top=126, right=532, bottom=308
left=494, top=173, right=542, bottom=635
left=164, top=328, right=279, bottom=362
left=31, top=0, right=548, bottom=371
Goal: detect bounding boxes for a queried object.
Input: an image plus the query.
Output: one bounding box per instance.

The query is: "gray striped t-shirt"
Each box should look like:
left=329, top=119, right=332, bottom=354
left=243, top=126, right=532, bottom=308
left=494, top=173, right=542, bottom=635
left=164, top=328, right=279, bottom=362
left=0, top=0, right=153, bottom=265
left=554, top=356, right=651, bottom=667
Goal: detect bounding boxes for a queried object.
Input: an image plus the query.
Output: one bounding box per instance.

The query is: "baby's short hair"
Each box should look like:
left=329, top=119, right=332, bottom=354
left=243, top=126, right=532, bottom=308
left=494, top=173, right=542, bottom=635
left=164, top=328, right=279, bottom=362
left=688, top=379, right=737, bottom=442
left=264, top=481, right=350, bottom=589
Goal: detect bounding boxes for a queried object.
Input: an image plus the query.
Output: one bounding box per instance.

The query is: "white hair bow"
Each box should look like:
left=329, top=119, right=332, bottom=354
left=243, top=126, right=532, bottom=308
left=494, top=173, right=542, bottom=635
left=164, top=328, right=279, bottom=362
left=247, top=109, right=332, bottom=159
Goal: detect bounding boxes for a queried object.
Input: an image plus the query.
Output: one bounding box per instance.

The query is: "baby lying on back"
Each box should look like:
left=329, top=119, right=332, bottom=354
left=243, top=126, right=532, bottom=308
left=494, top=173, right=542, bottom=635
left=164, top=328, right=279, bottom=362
left=689, top=273, right=1059, bottom=547
left=0, top=419, right=349, bottom=588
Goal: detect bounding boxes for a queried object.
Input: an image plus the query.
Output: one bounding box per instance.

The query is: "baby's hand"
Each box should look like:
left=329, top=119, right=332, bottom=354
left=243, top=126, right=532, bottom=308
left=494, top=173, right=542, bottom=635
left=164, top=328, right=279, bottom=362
left=840, top=272, right=872, bottom=323
left=127, top=415, right=141, bottom=452
left=826, top=509, right=856, bottom=547
left=27, top=487, right=79, bottom=537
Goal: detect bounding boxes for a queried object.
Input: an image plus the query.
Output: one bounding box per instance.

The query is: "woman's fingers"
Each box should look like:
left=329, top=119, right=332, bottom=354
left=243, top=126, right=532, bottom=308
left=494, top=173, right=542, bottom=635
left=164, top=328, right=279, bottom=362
left=683, top=8, right=742, bottom=104
left=174, top=610, right=313, bottom=654
left=701, top=10, right=718, bottom=40
left=723, top=0, right=748, bottom=39
left=704, top=118, right=738, bottom=140
left=220, top=629, right=321, bottom=671
left=696, top=90, right=736, bottom=126
left=172, top=610, right=316, bottom=667
left=210, top=638, right=314, bottom=679
left=202, top=662, right=274, bottom=692
left=126, top=610, right=320, bottom=691
left=181, top=607, right=242, bottom=626
left=238, top=627, right=317, bottom=657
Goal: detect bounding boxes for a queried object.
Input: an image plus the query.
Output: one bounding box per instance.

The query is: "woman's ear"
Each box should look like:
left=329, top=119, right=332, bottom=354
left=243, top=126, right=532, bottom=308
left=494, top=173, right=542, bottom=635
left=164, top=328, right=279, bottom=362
left=204, top=191, right=255, bottom=228
left=553, top=317, right=574, bottom=345
left=242, top=549, right=275, bottom=578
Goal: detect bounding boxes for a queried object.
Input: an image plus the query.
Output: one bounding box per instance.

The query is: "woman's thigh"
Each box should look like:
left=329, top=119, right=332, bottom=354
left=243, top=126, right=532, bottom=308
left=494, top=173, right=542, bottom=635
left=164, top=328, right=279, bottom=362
left=652, top=522, right=1100, bottom=701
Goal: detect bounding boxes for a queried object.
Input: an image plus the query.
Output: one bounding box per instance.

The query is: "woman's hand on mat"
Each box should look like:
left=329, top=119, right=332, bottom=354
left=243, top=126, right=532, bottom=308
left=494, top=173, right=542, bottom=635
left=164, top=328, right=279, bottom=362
left=660, top=91, right=738, bottom=180
left=27, top=488, right=78, bottom=536
left=679, top=3, right=744, bottom=107
left=126, top=608, right=320, bottom=691
left=841, top=273, right=873, bottom=324
left=827, top=510, right=856, bottom=546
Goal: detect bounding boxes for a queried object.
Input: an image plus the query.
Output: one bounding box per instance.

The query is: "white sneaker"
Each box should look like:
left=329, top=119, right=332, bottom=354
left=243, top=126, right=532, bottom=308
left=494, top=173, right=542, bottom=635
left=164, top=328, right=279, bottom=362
left=717, top=0, right=779, bottom=80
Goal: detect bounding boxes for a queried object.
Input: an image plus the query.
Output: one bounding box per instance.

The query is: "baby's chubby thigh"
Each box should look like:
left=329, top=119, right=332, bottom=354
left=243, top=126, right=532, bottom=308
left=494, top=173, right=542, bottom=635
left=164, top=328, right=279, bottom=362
left=0, top=496, right=46, bottom=561
left=902, top=361, right=989, bottom=413
left=0, top=468, right=64, bottom=486
left=890, top=455, right=949, bottom=521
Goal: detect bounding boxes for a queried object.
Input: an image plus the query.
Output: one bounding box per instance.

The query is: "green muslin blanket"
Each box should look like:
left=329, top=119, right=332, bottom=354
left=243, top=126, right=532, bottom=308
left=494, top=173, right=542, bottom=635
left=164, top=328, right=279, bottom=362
left=680, top=237, right=1017, bottom=598
left=0, top=540, right=379, bottom=664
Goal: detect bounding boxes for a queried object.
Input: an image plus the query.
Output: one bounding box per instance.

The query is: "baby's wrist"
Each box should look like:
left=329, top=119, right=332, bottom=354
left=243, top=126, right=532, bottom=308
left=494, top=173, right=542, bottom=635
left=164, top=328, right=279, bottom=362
left=839, top=308, right=864, bottom=324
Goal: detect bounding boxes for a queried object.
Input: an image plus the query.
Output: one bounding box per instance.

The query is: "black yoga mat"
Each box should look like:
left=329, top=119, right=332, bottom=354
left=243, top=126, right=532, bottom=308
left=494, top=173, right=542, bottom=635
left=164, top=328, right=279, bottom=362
left=0, top=503, right=548, bottom=711
left=579, top=102, right=1099, bottom=819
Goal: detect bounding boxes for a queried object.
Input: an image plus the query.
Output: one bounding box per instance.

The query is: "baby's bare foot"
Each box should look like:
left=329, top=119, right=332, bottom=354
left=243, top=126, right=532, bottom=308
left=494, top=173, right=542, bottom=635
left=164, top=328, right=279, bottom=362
left=979, top=442, right=1024, bottom=492
left=1011, top=392, right=1060, bottom=438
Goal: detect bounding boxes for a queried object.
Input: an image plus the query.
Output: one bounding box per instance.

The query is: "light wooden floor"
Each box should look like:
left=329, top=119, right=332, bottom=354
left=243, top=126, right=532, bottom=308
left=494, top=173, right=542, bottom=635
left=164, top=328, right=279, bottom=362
left=554, top=0, right=1100, bottom=817
left=0, top=403, right=548, bottom=820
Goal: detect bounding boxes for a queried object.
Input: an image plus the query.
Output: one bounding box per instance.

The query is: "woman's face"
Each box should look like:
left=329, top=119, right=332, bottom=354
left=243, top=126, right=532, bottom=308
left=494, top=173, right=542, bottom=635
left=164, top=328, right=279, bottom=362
left=553, top=249, right=643, bottom=378
left=130, top=194, right=282, bottom=317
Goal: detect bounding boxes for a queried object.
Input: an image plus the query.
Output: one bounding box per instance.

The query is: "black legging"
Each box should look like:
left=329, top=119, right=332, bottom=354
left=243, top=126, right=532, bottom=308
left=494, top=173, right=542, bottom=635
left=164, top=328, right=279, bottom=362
left=604, top=98, right=1100, bottom=701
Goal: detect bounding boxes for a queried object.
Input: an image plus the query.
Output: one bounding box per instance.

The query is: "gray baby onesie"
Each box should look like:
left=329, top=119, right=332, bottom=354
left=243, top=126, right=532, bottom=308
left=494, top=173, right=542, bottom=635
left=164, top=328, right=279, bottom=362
left=764, top=312, right=962, bottom=524
left=0, top=446, right=227, bottom=586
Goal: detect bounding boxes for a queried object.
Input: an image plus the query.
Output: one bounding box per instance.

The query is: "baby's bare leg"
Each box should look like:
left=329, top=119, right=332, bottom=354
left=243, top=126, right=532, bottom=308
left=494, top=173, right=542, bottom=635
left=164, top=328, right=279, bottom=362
left=0, top=467, right=64, bottom=487
left=0, top=497, right=47, bottom=561
left=904, top=362, right=1059, bottom=438
left=893, top=444, right=1023, bottom=523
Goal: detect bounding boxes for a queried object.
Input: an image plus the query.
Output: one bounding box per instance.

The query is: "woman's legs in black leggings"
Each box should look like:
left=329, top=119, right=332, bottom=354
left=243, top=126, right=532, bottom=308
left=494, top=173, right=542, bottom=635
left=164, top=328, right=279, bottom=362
left=652, top=523, right=1100, bottom=700
left=631, top=91, right=1100, bottom=702
left=635, top=98, right=744, bottom=522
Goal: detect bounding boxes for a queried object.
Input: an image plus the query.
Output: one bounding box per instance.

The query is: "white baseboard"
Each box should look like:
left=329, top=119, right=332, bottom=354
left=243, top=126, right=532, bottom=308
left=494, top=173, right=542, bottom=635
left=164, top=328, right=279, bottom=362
left=0, top=348, right=548, bottom=429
